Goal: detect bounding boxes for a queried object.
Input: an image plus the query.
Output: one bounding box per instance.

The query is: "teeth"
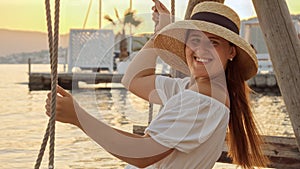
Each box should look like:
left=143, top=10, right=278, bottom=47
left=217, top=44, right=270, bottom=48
left=195, top=57, right=210, bottom=63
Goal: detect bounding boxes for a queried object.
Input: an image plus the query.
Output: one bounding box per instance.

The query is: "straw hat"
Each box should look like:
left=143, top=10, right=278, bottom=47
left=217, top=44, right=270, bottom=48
left=153, top=2, right=258, bottom=80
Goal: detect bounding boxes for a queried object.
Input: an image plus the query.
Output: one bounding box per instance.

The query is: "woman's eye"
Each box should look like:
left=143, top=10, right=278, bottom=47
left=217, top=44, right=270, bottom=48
left=210, top=40, right=218, bottom=46
left=191, top=38, right=201, bottom=44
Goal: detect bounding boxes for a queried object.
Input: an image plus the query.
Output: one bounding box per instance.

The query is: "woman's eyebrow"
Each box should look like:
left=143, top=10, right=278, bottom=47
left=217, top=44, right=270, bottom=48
left=189, top=32, right=203, bottom=38
left=207, top=36, right=221, bottom=41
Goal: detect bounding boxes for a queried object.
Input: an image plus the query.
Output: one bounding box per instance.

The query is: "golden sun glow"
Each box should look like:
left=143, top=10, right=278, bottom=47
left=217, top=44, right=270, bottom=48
left=0, top=0, right=299, bottom=34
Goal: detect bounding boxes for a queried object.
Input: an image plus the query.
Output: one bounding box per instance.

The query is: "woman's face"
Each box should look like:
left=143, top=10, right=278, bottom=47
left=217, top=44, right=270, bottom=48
left=185, top=30, right=236, bottom=79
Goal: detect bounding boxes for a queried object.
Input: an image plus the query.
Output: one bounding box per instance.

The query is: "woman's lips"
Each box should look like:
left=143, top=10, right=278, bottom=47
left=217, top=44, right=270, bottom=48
left=194, top=56, right=212, bottom=64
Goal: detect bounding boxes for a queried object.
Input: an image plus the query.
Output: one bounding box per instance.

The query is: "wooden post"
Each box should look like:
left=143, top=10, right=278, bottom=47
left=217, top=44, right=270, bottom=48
left=28, top=58, right=31, bottom=75
left=99, top=0, right=102, bottom=29
left=28, top=58, right=32, bottom=91
left=252, top=0, right=300, bottom=151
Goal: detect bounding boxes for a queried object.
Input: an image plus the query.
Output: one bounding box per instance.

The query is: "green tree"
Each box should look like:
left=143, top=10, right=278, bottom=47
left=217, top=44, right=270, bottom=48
left=104, top=8, right=142, bottom=61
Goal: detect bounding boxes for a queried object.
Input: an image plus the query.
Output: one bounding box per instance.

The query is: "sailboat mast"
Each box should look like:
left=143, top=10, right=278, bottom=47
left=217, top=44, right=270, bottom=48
left=99, top=0, right=102, bottom=29
left=130, top=0, right=132, bottom=10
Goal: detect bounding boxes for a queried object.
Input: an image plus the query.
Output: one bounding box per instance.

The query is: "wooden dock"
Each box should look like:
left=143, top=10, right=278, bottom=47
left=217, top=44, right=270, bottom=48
left=28, top=72, right=172, bottom=91
left=28, top=72, right=279, bottom=91
left=133, top=125, right=300, bottom=169
left=219, top=135, right=300, bottom=169
left=28, top=72, right=124, bottom=91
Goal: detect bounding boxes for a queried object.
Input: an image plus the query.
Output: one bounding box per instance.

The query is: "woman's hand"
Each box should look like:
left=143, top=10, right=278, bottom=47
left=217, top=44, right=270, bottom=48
left=45, top=85, right=81, bottom=128
left=152, top=0, right=171, bottom=33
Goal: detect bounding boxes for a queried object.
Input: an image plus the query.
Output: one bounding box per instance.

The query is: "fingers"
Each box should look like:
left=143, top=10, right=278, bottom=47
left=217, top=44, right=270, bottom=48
left=45, top=87, right=63, bottom=117
left=45, top=105, right=50, bottom=116
left=57, top=85, right=70, bottom=97
left=45, top=97, right=51, bottom=116
left=152, top=10, right=159, bottom=22
left=153, top=0, right=169, bottom=14
left=151, top=0, right=170, bottom=31
left=151, top=5, right=157, bottom=12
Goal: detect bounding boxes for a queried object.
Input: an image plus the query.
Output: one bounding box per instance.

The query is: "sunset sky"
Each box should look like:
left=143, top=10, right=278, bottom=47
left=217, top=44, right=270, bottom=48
left=0, top=0, right=299, bottom=35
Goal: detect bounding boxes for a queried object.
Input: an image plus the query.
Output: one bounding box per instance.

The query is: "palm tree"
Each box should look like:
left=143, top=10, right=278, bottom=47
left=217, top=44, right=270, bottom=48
left=104, top=8, right=142, bottom=61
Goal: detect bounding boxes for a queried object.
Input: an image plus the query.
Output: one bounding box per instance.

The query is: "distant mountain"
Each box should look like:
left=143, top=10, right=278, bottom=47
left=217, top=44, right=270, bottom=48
left=0, top=47, right=67, bottom=64
left=0, top=29, right=69, bottom=57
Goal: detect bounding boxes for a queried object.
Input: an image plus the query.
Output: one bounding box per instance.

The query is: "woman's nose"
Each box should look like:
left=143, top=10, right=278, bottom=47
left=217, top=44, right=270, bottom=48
left=193, top=42, right=211, bottom=53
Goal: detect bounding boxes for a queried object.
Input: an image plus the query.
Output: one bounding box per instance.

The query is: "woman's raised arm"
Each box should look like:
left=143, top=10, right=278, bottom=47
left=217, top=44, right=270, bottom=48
left=121, top=41, right=161, bottom=104
left=121, top=0, right=171, bottom=104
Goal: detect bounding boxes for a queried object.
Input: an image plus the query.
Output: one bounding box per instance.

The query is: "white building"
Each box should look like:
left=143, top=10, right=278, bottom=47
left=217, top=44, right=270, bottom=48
left=240, top=17, right=300, bottom=74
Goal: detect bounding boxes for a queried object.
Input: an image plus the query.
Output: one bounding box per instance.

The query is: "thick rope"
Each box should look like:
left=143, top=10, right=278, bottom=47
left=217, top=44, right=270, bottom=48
left=171, top=0, right=175, bottom=23
left=149, top=0, right=176, bottom=124
left=34, top=0, right=60, bottom=168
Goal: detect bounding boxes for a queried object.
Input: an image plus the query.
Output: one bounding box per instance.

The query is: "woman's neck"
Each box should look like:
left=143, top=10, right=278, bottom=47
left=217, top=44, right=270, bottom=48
left=189, top=76, right=230, bottom=108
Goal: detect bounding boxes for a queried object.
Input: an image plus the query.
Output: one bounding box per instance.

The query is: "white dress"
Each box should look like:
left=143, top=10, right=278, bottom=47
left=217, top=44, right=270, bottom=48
left=126, top=76, right=230, bottom=169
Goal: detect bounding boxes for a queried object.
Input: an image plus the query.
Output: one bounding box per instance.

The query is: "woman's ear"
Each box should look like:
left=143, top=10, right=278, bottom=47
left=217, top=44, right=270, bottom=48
left=229, top=45, right=237, bottom=60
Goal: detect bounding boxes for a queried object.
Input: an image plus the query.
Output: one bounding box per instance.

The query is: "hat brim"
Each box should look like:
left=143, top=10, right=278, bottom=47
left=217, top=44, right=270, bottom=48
left=153, top=20, right=258, bottom=80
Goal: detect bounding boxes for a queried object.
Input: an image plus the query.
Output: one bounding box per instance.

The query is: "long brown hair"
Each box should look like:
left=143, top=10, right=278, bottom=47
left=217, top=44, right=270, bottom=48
left=225, top=55, right=269, bottom=168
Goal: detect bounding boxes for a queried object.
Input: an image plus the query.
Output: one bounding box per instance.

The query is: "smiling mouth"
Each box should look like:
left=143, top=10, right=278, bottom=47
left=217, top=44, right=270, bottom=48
left=194, top=56, right=212, bottom=63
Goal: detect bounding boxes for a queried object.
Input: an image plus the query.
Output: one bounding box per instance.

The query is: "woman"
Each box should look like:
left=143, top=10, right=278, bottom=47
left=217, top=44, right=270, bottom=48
left=45, top=1, right=269, bottom=168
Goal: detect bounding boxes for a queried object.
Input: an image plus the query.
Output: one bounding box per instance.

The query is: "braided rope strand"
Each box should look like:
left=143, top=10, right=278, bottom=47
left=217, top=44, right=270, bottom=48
left=49, top=0, right=60, bottom=167
left=34, top=122, right=50, bottom=168
left=171, top=0, right=175, bottom=23
left=34, top=0, right=60, bottom=168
